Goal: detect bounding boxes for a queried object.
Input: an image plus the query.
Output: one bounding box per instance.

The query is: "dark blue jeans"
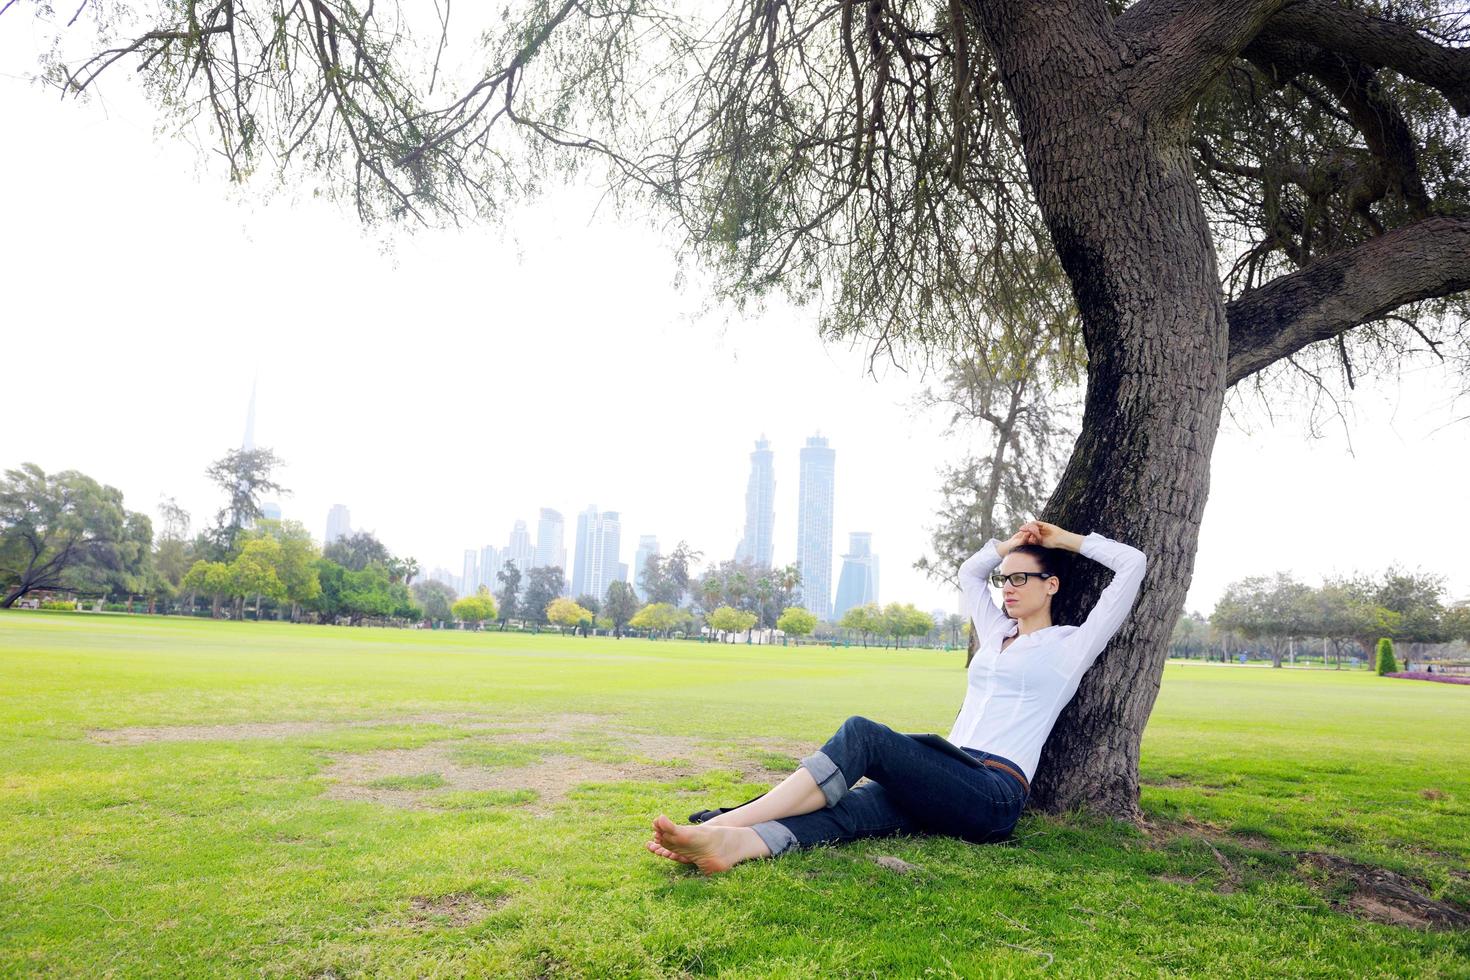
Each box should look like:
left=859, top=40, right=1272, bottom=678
left=751, top=716, right=1027, bottom=856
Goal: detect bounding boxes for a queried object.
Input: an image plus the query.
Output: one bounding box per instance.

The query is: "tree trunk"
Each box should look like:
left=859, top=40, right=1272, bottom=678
left=972, top=5, right=1231, bottom=821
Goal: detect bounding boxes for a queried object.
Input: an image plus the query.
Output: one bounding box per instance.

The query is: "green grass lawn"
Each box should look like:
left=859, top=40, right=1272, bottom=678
left=2, top=611, right=1466, bottom=978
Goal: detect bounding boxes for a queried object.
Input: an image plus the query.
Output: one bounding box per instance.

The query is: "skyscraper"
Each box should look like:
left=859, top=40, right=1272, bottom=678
left=241, top=377, right=257, bottom=451
left=572, top=506, right=623, bottom=600
left=797, top=435, right=836, bottom=620
left=325, top=504, right=352, bottom=546
left=632, top=534, right=660, bottom=600
left=534, top=508, right=567, bottom=573
left=462, top=549, right=479, bottom=597
left=735, top=437, right=775, bottom=568
left=505, top=520, right=534, bottom=574
left=479, top=544, right=502, bottom=591
left=833, top=532, right=879, bottom=619
left=260, top=502, right=282, bottom=521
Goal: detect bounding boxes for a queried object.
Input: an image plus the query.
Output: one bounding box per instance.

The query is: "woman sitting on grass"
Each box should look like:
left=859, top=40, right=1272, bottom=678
left=646, top=519, right=1147, bottom=873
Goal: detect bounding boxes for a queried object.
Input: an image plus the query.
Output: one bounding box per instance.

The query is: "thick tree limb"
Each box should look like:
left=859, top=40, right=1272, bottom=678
left=1262, top=0, right=1470, bottom=115
left=1226, top=215, right=1470, bottom=385
left=1116, top=0, right=1291, bottom=117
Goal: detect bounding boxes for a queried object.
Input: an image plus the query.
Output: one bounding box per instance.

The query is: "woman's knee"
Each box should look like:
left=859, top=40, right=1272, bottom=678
left=840, top=714, right=879, bottom=735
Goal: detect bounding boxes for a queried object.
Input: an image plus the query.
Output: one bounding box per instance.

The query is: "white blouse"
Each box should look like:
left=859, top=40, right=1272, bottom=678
left=946, top=532, right=1147, bottom=781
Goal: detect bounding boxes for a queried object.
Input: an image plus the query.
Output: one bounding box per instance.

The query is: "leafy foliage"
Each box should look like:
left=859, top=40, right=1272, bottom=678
left=412, top=579, right=457, bottom=623
left=1, top=463, right=152, bottom=607
left=1376, top=637, right=1399, bottom=675
left=519, top=566, right=566, bottom=625
left=775, top=605, right=817, bottom=638
left=204, top=448, right=287, bottom=554
left=452, top=587, right=499, bottom=626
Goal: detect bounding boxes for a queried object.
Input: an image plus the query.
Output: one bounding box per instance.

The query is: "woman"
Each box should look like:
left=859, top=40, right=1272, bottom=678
left=646, top=519, right=1147, bottom=873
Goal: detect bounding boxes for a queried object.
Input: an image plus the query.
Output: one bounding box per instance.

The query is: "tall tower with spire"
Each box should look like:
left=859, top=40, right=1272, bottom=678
left=241, top=377, right=258, bottom=451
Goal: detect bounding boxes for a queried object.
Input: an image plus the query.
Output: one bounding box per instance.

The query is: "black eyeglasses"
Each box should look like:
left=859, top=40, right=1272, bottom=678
left=988, top=571, right=1055, bottom=588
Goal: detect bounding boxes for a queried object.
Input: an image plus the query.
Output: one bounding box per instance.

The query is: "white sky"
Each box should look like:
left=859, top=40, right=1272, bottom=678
left=3, top=32, right=1468, bottom=615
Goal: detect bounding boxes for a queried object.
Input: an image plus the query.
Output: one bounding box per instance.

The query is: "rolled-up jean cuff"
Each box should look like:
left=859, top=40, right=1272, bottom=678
left=751, top=820, right=798, bottom=857
left=800, top=750, right=847, bottom=807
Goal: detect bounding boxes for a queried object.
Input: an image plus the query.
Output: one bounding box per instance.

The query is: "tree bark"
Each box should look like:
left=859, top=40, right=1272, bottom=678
left=970, top=3, right=1231, bottom=820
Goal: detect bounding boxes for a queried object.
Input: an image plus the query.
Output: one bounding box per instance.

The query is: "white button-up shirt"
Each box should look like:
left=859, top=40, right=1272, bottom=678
left=946, top=532, right=1147, bottom=781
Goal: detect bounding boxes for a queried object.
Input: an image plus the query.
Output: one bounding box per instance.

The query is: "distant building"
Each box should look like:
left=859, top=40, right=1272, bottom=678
left=505, top=520, right=534, bottom=575
left=632, top=534, right=660, bottom=600
left=833, top=532, right=879, bottom=619
left=735, top=437, right=775, bottom=568
left=797, top=435, right=836, bottom=620
left=572, top=506, right=623, bottom=601
left=534, top=508, right=567, bottom=576
left=260, top=501, right=282, bottom=521
left=479, top=545, right=502, bottom=591
left=462, top=550, right=479, bottom=597
left=428, top=566, right=459, bottom=597
left=325, top=504, right=352, bottom=546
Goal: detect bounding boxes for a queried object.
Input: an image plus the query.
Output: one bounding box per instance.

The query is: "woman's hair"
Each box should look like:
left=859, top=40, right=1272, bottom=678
left=1009, top=544, right=1061, bottom=587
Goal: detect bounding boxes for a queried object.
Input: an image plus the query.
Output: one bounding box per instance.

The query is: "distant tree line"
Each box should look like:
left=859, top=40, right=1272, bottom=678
left=4, top=457, right=968, bottom=646
left=1171, top=571, right=1470, bottom=667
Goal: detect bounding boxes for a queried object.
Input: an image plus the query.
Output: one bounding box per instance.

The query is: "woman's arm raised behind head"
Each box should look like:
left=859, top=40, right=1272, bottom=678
left=958, top=540, right=1011, bottom=646
left=1070, top=532, right=1148, bottom=669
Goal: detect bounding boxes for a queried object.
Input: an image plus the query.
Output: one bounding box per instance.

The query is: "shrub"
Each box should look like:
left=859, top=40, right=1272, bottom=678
left=1375, top=638, right=1398, bottom=676
left=40, top=600, right=76, bottom=611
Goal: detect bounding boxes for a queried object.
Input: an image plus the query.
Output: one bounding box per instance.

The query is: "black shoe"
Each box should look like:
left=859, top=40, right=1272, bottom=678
left=688, top=792, right=767, bottom=824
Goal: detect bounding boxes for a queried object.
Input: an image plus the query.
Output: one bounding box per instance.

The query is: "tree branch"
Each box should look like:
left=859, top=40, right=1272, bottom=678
left=1116, top=0, right=1291, bottom=117
left=1262, top=0, right=1470, bottom=116
left=1226, top=215, right=1470, bottom=385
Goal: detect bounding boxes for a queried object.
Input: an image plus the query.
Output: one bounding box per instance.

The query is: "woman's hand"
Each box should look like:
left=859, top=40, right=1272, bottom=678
left=995, top=529, right=1033, bottom=558
left=1018, top=520, right=1085, bottom=552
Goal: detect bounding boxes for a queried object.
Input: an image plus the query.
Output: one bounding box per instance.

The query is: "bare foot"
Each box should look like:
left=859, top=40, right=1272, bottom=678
left=647, top=815, right=769, bottom=874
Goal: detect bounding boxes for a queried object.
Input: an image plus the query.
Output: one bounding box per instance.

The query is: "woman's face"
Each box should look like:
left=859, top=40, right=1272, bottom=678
left=997, top=553, right=1058, bottom=620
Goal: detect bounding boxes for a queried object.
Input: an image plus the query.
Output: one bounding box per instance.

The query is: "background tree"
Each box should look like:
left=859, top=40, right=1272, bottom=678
left=412, top=579, right=457, bottom=624
left=1376, top=637, right=1399, bottom=676
left=640, top=541, right=701, bottom=607
left=242, top=519, right=321, bottom=621
left=574, top=594, right=601, bottom=618
left=520, top=566, right=566, bottom=626
left=228, top=538, right=287, bottom=620
left=1169, top=611, right=1210, bottom=660
left=1210, top=573, right=1314, bottom=667
left=629, top=602, right=684, bottom=638
left=603, top=580, right=640, bottom=638
left=1374, top=567, right=1451, bottom=660
left=152, top=495, right=194, bottom=597
left=914, top=317, right=1082, bottom=583
left=385, top=555, right=419, bottom=586
left=324, top=531, right=391, bottom=572
left=548, top=597, right=593, bottom=635
left=41, top=0, right=1470, bottom=818
left=942, top=613, right=970, bottom=650
left=840, top=605, right=882, bottom=648
left=1, top=463, right=152, bottom=608
left=204, top=448, right=287, bottom=554
left=708, top=605, right=757, bottom=640
left=452, top=587, right=499, bottom=628
left=1445, top=602, right=1470, bottom=646
left=495, top=561, right=522, bottom=626
left=773, top=564, right=802, bottom=618
left=777, top=606, right=817, bottom=642
left=180, top=560, right=231, bottom=618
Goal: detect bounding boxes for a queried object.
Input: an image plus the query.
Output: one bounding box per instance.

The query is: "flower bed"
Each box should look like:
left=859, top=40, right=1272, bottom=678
left=1385, top=671, right=1470, bottom=686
